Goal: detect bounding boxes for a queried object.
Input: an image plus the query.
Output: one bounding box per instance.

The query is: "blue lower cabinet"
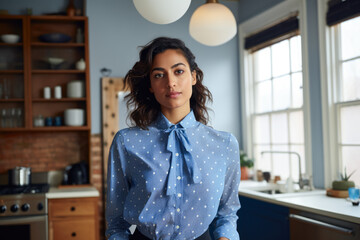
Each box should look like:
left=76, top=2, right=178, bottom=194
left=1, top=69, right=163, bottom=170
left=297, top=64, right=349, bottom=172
left=237, top=195, right=290, bottom=240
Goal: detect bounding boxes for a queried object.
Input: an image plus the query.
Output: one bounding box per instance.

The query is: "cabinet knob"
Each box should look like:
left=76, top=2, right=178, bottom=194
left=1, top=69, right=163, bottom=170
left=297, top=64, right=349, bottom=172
left=70, top=206, right=76, bottom=211
left=71, top=232, right=77, bottom=237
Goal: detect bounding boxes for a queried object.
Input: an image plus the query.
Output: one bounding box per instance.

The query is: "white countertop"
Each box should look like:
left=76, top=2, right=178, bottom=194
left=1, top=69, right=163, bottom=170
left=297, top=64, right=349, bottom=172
left=239, top=180, right=360, bottom=224
left=46, top=186, right=100, bottom=199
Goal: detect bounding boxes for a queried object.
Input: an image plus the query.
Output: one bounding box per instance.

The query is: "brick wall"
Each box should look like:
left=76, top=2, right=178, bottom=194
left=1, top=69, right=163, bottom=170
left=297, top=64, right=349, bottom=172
left=0, top=132, right=106, bottom=240
left=0, top=132, right=89, bottom=173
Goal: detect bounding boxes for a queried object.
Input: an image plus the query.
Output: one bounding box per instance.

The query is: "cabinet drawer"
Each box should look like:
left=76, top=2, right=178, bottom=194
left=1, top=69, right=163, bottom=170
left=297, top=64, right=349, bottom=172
left=52, top=218, right=96, bottom=240
left=49, top=198, right=96, bottom=217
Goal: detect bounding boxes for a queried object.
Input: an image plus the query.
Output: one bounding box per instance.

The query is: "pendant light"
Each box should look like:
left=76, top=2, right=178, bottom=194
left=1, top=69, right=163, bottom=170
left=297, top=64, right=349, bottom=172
left=189, top=0, right=237, bottom=46
left=133, top=0, right=191, bottom=25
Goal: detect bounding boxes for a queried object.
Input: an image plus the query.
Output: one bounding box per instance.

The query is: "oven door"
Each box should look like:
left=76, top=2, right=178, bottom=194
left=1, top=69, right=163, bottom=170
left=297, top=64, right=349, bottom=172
left=0, top=215, right=48, bottom=240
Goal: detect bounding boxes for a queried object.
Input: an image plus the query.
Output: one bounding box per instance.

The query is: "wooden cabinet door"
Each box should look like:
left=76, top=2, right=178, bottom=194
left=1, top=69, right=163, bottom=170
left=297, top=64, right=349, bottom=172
left=51, top=218, right=96, bottom=240
left=48, top=197, right=99, bottom=240
left=49, top=198, right=96, bottom=217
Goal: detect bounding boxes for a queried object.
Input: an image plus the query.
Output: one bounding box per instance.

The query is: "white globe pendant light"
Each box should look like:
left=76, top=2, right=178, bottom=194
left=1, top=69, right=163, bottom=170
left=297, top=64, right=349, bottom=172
left=133, top=0, right=192, bottom=24
left=189, top=0, right=237, bottom=46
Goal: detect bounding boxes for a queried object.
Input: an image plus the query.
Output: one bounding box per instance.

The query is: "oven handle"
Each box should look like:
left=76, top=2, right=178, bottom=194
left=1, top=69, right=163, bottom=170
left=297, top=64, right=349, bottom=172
left=0, top=215, right=46, bottom=225
left=289, top=214, right=354, bottom=235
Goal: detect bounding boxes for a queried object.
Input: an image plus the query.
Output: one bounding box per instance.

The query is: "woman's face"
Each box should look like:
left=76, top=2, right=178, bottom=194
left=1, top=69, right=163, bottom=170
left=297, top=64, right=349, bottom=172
left=149, top=49, right=196, bottom=116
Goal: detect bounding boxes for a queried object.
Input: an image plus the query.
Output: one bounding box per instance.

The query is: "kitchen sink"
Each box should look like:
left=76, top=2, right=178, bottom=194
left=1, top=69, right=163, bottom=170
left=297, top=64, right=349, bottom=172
left=239, top=180, right=321, bottom=198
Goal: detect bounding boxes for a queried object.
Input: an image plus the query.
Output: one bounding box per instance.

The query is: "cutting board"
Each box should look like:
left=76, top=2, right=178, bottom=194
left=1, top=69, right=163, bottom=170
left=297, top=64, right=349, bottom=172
left=326, top=188, right=348, bottom=198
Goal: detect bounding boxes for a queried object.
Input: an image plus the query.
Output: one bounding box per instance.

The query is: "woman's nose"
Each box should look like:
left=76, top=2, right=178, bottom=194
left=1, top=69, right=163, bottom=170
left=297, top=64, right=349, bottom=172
left=167, top=74, right=176, bottom=87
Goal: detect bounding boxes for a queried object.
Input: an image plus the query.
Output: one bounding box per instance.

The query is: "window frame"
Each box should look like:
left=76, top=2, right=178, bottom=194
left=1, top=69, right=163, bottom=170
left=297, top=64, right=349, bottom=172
left=318, top=0, right=360, bottom=187
left=238, top=0, right=313, bottom=178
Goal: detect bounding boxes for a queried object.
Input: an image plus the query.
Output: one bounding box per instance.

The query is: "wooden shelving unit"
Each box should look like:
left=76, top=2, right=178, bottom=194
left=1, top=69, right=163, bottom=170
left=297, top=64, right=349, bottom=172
left=0, top=15, right=91, bottom=179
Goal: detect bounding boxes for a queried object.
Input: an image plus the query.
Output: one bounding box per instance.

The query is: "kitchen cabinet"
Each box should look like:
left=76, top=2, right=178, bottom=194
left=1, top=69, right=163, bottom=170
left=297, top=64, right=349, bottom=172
left=237, top=195, right=290, bottom=240
left=0, top=15, right=91, bottom=175
left=48, top=197, right=99, bottom=240
left=289, top=208, right=360, bottom=240
left=0, top=15, right=26, bottom=128
left=0, top=15, right=90, bottom=130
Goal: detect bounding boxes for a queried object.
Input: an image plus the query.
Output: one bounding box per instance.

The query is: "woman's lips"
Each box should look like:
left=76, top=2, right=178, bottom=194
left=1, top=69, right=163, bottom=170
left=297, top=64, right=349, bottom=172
left=167, top=91, right=181, bottom=98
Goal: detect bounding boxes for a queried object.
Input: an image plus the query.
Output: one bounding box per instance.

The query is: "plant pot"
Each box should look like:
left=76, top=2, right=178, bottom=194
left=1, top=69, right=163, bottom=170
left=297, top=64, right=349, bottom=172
left=241, top=167, right=249, bottom=180
left=332, top=180, right=355, bottom=190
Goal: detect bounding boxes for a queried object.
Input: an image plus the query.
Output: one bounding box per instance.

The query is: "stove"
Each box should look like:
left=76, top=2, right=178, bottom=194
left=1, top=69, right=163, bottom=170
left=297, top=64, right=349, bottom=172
left=0, top=183, right=49, bottom=195
left=0, top=184, right=49, bottom=217
left=0, top=184, right=49, bottom=240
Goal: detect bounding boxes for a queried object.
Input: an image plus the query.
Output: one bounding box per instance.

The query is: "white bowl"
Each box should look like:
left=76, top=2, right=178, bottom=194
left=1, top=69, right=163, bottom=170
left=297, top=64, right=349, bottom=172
left=64, top=109, right=85, bottom=126
left=1, top=34, right=20, bottom=44
left=67, top=80, right=85, bottom=98
left=48, top=57, right=64, bottom=65
left=47, top=57, right=64, bottom=69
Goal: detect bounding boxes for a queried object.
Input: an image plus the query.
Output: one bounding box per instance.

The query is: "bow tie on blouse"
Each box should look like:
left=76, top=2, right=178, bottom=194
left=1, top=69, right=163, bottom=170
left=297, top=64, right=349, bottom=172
left=164, top=125, right=201, bottom=195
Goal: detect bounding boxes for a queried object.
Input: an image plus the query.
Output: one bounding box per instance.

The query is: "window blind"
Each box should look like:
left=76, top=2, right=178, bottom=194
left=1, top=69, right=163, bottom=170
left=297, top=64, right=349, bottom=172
left=244, top=15, right=299, bottom=52
left=326, top=0, right=360, bottom=26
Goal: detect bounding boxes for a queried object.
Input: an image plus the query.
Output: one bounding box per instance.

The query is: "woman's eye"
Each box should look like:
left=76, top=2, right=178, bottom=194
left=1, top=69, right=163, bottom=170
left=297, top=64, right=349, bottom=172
left=153, top=73, right=163, bottom=79
left=175, top=69, right=184, bottom=75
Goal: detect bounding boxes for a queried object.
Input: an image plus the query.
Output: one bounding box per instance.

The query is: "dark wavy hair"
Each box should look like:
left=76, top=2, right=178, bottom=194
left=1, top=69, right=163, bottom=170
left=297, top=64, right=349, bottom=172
left=124, top=37, right=213, bottom=129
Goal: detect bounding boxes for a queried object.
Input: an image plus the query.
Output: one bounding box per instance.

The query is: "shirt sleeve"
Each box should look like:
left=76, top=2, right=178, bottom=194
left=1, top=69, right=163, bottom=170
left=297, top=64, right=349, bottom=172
left=105, top=132, right=132, bottom=240
left=211, top=133, right=241, bottom=240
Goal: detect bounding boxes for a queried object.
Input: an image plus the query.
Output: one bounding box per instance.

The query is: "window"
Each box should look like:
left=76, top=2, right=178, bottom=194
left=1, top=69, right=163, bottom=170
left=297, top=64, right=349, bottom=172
left=327, top=16, right=360, bottom=185
left=250, top=35, right=306, bottom=182
left=239, top=0, right=310, bottom=184
left=320, top=0, right=360, bottom=186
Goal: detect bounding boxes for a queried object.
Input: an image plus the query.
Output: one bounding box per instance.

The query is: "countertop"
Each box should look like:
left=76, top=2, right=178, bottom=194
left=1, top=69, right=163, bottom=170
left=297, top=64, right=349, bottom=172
left=46, top=186, right=100, bottom=199
left=238, top=180, right=360, bottom=224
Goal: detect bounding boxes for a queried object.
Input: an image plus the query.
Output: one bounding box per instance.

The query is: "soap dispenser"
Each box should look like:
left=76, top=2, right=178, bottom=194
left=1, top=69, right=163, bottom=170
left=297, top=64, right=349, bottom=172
left=286, top=176, right=294, bottom=193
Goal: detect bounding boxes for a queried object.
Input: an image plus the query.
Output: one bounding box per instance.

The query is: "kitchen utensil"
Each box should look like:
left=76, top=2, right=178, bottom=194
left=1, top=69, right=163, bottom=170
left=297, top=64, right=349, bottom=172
left=8, top=167, right=31, bottom=186
left=67, top=80, right=84, bottom=98
left=64, top=108, right=84, bottom=126
left=62, top=162, right=89, bottom=185
left=54, top=116, right=62, bottom=126
left=76, top=58, right=86, bottom=70
left=54, top=85, right=62, bottom=99
left=263, top=171, right=271, bottom=182
left=1, top=34, right=20, bottom=43
left=39, top=33, right=71, bottom=43
left=33, top=115, right=44, bottom=127
left=45, top=117, right=53, bottom=126
left=47, top=57, right=64, bottom=69
left=348, top=187, right=360, bottom=206
left=43, top=86, right=51, bottom=99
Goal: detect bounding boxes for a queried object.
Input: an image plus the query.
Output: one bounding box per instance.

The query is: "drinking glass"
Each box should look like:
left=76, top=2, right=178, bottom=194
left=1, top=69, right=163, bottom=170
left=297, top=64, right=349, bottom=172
left=0, top=109, right=6, bottom=128
left=348, top=187, right=360, bottom=206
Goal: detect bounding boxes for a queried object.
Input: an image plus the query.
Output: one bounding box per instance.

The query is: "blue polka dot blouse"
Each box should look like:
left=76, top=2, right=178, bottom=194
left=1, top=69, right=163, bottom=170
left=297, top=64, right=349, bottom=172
left=106, top=111, right=241, bottom=240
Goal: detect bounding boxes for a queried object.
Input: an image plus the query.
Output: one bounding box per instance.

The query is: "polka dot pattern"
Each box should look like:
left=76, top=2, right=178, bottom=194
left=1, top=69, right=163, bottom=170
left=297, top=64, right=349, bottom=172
left=105, top=111, right=241, bottom=240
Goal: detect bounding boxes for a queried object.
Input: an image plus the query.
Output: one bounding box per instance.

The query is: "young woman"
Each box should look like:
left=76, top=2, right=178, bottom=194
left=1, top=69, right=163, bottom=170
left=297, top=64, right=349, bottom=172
left=106, top=37, right=240, bottom=240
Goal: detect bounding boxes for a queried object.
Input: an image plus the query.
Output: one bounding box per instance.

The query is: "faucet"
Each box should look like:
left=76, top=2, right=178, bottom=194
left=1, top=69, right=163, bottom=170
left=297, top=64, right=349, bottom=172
left=260, top=151, right=308, bottom=190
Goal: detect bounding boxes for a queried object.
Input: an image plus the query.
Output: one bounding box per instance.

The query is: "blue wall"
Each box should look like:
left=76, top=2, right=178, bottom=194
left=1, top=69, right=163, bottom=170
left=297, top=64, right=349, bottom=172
left=0, top=0, right=242, bottom=144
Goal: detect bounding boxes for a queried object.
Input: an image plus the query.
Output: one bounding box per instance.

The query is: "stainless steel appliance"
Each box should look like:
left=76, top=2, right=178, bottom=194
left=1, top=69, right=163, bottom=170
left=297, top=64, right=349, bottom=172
left=0, top=184, right=49, bottom=240
left=8, top=166, right=32, bottom=186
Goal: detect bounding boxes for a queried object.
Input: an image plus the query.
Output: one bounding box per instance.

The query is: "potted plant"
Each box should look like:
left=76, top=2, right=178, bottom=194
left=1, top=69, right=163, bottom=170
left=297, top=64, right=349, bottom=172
left=332, top=168, right=356, bottom=191
left=240, top=151, right=254, bottom=180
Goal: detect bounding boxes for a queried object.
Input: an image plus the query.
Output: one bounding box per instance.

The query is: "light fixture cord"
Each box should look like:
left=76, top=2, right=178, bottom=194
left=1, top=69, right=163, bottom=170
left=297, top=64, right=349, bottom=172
left=206, top=0, right=219, bottom=3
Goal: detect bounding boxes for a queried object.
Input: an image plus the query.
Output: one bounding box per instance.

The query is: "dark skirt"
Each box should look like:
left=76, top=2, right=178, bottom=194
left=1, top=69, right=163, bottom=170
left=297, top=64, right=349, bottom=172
left=130, top=228, right=212, bottom=240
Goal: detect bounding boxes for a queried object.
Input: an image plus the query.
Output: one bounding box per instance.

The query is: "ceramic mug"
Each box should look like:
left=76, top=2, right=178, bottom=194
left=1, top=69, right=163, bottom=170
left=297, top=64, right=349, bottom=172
left=67, top=80, right=84, bottom=98
left=64, top=109, right=84, bottom=126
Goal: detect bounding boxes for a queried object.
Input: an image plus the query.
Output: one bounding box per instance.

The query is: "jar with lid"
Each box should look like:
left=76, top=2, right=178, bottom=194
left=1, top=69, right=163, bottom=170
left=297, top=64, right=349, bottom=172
left=33, top=115, right=44, bottom=127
